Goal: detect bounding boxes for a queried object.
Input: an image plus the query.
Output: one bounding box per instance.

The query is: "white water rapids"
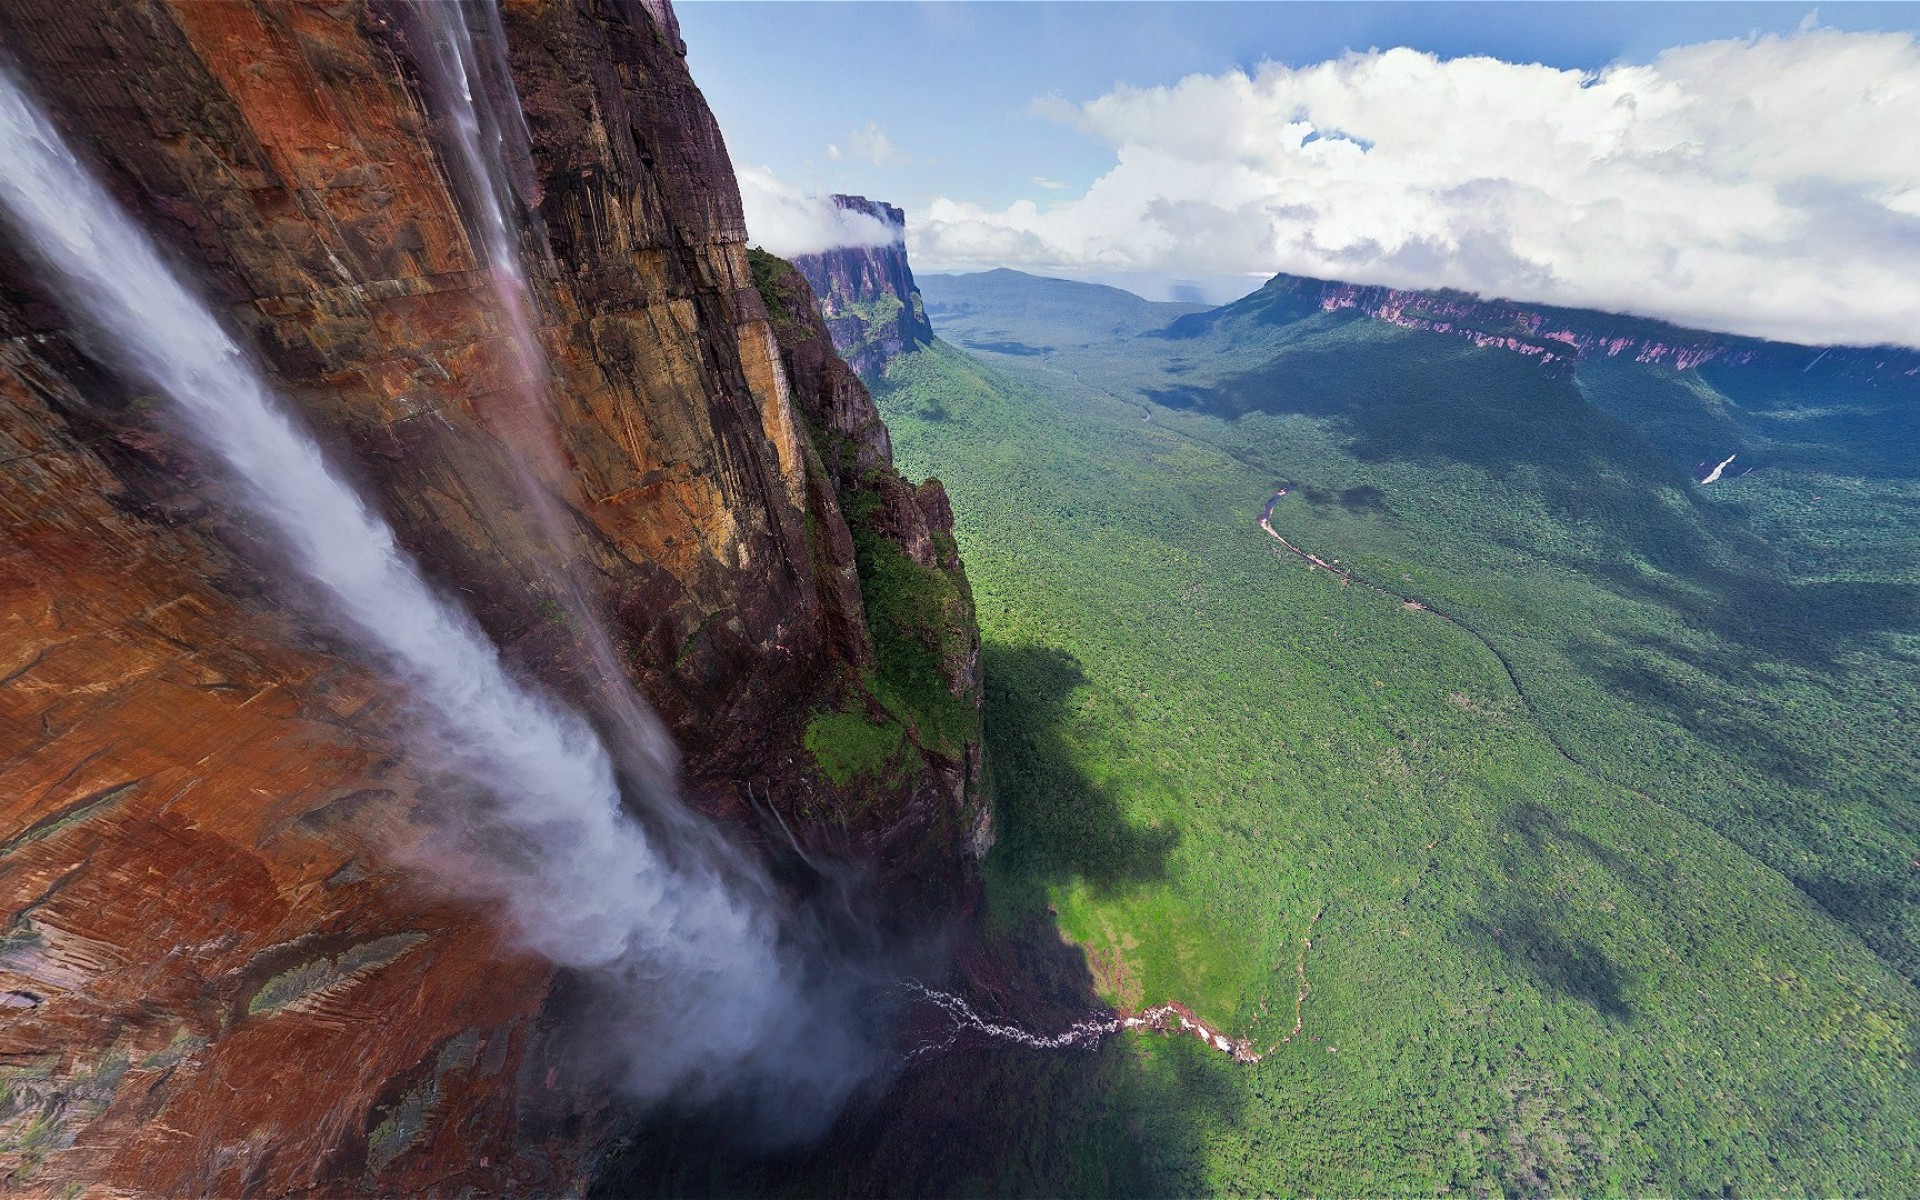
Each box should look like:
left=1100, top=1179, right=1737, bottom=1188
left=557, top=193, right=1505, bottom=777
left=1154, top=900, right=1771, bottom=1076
left=901, top=984, right=1266, bottom=1063
left=1699, top=452, right=1738, bottom=485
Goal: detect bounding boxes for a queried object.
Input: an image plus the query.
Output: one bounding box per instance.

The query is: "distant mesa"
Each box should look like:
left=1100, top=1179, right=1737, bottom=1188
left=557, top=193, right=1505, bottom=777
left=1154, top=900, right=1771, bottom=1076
left=1164, top=271, right=1920, bottom=385
left=789, top=195, right=935, bottom=378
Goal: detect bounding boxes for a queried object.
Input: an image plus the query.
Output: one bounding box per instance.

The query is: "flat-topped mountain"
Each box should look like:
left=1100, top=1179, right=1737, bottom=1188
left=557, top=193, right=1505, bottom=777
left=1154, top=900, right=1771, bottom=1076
left=1169, top=271, right=1920, bottom=383
left=788, top=196, right=934, bottom=378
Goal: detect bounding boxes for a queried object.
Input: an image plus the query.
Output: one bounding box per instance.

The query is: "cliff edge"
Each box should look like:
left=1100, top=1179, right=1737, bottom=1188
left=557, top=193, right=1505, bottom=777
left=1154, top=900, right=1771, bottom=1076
left=0, top=0, right=978, bottom=1192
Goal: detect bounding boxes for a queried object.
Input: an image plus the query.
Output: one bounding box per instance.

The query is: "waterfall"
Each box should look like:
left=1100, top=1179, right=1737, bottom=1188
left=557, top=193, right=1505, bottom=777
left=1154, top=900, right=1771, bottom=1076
left=0, top=65, right=873, bottom=1123
left=406, top=0, right=687, bottom=812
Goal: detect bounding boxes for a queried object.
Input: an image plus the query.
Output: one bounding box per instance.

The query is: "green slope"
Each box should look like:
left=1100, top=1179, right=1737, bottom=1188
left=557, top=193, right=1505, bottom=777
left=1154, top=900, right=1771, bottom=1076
left=609, top=275, right=1920, bottom=1197
left=920, top=268, right=1205, bottom=357
left=934, top=269, right=1920, bottom=987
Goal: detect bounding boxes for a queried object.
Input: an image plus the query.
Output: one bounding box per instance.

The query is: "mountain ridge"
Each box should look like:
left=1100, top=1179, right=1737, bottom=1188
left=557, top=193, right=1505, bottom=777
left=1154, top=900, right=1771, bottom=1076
left=1180, top=271, right=1920, bottom=380
left=929, top=266, right=1920, bottom=381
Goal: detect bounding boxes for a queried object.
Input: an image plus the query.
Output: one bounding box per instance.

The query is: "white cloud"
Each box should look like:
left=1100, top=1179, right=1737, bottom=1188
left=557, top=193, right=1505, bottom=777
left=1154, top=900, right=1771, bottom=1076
left=1032, top=176, right=1070, bottom=190
left=846, top=119, right=906, bottom=166
left=735, top=166, right=899, bottom=257
left=910, top=28, right=1920, bottom=348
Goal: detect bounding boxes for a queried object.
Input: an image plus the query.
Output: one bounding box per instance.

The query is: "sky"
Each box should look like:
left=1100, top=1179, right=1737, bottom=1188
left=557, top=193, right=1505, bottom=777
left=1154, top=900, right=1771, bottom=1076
left=679, top=2, right=1920, bottom=346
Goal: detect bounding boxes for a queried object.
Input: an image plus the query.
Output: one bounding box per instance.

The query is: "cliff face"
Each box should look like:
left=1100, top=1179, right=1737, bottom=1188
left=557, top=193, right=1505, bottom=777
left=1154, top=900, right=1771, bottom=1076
left=1177, top=272, right=1920, bottom=379
left=750, top=248, right=988, bottom=863
left=0, top=0, right=978, bottom=1193
left=788, top=195, right=934, bottom=379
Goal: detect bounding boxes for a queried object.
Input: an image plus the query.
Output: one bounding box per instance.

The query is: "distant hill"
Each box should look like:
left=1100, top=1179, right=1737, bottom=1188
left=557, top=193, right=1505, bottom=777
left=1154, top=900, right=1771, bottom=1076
left=920, top=268, right=1206, bottom=356
left=808, top=270, right=1920, bottom=1194
left=1168, top=271, right=1920, bottom=384
left=924, top=266, right=1920, bottom=484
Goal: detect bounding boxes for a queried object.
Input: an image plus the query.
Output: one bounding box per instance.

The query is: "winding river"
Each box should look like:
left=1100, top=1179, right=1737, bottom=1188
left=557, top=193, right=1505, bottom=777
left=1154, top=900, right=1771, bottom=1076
left=1255, top=490, right=1656, bottom=803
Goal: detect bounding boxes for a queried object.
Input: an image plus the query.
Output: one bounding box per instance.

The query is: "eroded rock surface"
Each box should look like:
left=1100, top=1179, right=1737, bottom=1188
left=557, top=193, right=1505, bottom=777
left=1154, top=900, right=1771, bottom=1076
left=0, top=0, right=979, bottom=1191
left=788, top=195, right=934, bottom=379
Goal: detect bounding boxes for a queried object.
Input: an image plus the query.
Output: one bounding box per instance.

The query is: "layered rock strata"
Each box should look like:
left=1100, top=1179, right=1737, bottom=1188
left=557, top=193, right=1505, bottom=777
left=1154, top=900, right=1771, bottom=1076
left=0, top=0, right=979, bottom=1191
left=788, top=195, right=934, bottom=379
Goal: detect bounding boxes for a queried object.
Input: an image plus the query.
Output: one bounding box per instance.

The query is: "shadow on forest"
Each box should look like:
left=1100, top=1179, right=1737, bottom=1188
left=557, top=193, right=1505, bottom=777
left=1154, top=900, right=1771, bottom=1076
left=592, top=644, right=1231, bottom=1197
left=1695, top=362, right=1920, bottom=483
left=1146, top=325, right=1920, bottom=993
left=982, top=642, right=1180, bottom=900
left=1461, top=803, right=1639, bottom=1022
left=1295, top=481, right=1392, bottom=515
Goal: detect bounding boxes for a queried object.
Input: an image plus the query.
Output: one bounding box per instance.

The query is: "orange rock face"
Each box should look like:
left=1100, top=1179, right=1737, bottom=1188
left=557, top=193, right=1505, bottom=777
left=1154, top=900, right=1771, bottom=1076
left=0, top=351, right=566, bottom=1195
left=0, top=0, right=981, bottom=1191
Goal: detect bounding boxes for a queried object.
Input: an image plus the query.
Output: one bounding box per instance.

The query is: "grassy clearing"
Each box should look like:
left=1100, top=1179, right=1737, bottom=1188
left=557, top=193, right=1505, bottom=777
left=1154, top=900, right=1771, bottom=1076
left=803, top=703, right=915, bottom=788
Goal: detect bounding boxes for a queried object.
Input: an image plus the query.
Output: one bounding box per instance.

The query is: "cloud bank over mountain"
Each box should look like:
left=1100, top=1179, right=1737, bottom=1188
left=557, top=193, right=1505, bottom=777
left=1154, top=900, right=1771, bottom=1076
left=737, top=166, right=900, bottom=257
left=907, top=28, right=1920, bottom=348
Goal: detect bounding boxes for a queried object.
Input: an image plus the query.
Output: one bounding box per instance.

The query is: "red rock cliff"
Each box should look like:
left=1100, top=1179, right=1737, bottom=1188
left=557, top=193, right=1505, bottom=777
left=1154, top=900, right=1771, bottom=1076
left=0, top=0, right=980, bottom=1192
left=788, top=195, right=935, bottom=380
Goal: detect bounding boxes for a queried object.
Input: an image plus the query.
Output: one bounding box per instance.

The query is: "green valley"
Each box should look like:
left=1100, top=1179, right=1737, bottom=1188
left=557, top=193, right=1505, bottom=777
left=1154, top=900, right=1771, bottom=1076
left=615, top=269, right=1920, bottom=1198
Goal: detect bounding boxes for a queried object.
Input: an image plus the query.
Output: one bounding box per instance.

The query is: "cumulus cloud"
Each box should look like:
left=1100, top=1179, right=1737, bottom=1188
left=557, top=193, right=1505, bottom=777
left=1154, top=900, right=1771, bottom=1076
left=911, top=28, right=1920, bottom=348
left=736, top=165, right=900, bottom=257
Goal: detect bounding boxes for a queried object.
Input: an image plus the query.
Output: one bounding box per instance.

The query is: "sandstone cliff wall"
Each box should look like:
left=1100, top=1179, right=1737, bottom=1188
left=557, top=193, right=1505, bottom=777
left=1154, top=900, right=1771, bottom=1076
left=751, top=248, right=987, bottom=865
left=0, top=0, right=978, bottom=1192
left=788, top=195, right=934, bottom=380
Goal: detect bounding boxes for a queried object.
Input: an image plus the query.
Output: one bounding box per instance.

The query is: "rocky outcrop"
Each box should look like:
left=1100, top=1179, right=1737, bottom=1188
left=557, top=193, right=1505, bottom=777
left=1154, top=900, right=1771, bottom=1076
left=1173, top=272, right=1920, bottom=380
left=788, top=195, right=934, bottom=379
left=750, top=248, right=987, bottom=870
left=0, top=0, right=978, bottom=1193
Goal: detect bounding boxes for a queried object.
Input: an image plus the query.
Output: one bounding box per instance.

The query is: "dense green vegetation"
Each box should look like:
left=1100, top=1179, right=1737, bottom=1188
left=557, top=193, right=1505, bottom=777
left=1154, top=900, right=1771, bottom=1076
left=748, top=249, right=979, bottom=808
left=845, top=279, right=1919, bottom=1193
left=928, top=271, right=1920, bottom=986
left=840, top=488, right=977, bottom=762
left=618, top=272, right=1920, bottom=1196
left=803, top=702, right=915, bottom=788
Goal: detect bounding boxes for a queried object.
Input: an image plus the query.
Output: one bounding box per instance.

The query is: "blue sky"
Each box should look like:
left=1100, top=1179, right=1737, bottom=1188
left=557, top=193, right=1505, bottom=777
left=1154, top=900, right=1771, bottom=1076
left=679, top=3, right=1920, bottom=344
left=682, top=3, right=1916, bottom=209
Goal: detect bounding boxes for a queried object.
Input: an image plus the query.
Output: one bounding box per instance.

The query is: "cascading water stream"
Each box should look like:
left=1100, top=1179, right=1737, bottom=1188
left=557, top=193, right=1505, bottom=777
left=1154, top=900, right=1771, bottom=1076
left=390, top=1, right=1239, bottom=1086
left=406, top=0, right=686, bottom=810
left=0, top=64, right=868, bottom=1115
left=899, top=984, right=1270, bottom=1064
left=0, top=29, right=1249, bottom=1136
